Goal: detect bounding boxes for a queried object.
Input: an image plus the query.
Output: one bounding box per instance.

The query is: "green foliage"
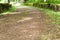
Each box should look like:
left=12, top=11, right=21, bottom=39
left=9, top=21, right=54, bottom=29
left=24, top=0, right=60, bottom=4
left=42, top=8, right=60, bottom=28
left=26, top=0, right=35, bottom=3
left=25, top=0, right=44, bottom=3
left=46, top=0, right=60, bottom=4
left=33, top=3, right=60, bottom=11
left=0, top=3, right=12, bottom=13
left=24, top=0, right=60, bottom=11
left=8, top=5, right=16, bottom=12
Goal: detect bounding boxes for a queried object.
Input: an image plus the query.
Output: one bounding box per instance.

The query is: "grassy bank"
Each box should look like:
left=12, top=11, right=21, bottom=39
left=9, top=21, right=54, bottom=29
left=44, top=8, right=60, bottom=28
left=34, top=7, right=60, bottom=28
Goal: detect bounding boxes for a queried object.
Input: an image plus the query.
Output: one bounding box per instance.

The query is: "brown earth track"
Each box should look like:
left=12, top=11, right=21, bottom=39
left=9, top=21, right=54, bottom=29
left=0, top=7, right=60, bottom=40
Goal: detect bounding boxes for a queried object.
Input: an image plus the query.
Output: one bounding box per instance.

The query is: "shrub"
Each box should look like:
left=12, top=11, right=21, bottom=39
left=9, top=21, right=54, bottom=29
left=24, top=0, right=60, bottom=11
left=0, top=3, right=12, bottom=13
left=33, top=3, right=60, bottom=11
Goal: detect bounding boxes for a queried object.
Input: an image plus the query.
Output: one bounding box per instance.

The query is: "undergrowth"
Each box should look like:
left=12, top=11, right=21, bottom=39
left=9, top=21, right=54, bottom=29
left=0, top=5, right=16, bottom=15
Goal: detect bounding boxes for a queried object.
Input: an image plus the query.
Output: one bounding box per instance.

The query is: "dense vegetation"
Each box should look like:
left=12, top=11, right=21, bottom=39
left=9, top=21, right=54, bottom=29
left=25, top=0, right=60, bottom=4
left=24, top=0, right=60, bottom=11
left=0, top=3, right=12, bottom=13
left=0, top=0, right=16, bottom=13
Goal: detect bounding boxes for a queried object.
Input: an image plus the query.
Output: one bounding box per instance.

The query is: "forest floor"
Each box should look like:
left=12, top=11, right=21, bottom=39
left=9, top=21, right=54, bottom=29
left=0, top=4, right=60, bottom=40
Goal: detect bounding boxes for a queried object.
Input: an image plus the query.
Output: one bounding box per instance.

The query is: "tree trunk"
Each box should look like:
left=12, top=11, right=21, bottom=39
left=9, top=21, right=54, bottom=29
left=8, top=0, right=10, bottom=4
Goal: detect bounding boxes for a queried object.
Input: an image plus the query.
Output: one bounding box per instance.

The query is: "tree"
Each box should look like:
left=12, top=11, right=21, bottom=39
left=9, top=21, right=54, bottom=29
left=8, top=0, right=10, bottom=4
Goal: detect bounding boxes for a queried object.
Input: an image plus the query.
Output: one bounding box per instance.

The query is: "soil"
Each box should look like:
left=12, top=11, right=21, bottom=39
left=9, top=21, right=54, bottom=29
left=0, top=6, right=60, bottom=40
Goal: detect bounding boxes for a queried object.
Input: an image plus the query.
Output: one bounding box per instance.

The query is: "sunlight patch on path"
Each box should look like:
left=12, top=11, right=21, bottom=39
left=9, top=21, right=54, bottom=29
left=8, top=12, right=21, bottom=14
left=14, top=3, right=30, bottom=8
left=17, top=17, right=33, bottom=23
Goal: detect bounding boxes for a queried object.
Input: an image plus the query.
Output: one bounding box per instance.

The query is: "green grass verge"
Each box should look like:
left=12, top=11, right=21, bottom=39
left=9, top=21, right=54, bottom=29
left=44, top=8, right=60, bottom=28
left=8, top=5, right=16, bottom=12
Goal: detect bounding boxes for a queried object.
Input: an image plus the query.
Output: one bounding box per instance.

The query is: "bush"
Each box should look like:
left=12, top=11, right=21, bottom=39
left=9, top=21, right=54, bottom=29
left=24, top=0, right=60, bottom=11
left=33, top=3, right=60, bottom=11
left=33, top=3, right=48, bottom=8
left=0, top=3, right=12, bottom=13
left=46, top=0, right=60, bottom=4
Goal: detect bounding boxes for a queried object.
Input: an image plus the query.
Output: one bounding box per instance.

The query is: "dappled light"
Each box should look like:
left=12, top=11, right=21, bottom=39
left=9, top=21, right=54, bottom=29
left=17, top=17, right=33, bottom=23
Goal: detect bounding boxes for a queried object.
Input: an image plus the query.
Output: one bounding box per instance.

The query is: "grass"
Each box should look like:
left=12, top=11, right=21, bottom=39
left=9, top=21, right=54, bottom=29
left=40, top=35, right=47, bottom=40
left=8, top=5, right=16, bottom=12
left=42, top=8, right=60, bottom=28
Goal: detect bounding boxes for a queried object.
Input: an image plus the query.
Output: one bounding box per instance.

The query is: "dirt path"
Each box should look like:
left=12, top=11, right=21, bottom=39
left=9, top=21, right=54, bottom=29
left=0, top=6, right=60, bottom=40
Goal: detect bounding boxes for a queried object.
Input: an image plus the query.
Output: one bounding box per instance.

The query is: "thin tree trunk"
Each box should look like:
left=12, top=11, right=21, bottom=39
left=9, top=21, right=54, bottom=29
left=8, top=0, right=10, bottom=4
